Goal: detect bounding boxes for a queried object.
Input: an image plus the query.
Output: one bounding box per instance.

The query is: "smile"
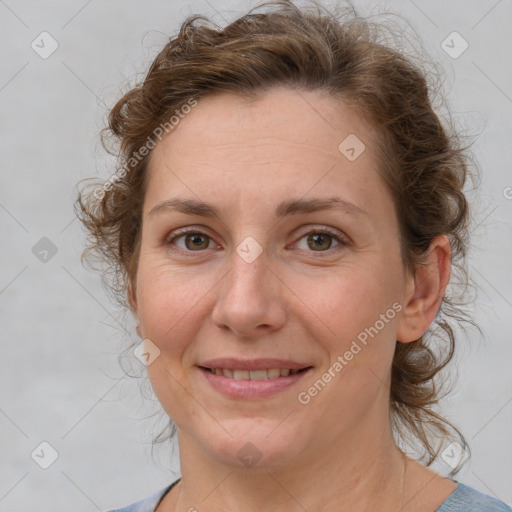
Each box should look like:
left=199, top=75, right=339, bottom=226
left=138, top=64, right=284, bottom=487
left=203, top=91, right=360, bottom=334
left=203, top=368, right=305, bottom=379
left=197, top=364, right=313, bottom=399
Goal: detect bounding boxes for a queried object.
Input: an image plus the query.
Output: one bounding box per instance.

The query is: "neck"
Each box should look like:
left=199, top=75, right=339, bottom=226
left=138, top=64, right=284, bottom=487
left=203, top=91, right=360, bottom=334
left=167, top=413, right=408, bottom=512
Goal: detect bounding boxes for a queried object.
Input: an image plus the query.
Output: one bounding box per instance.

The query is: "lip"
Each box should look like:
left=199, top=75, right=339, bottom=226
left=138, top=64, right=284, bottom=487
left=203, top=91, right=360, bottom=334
left=199, top=358, right=311, bottom=371
left=196, top=359, right=313, bottom=399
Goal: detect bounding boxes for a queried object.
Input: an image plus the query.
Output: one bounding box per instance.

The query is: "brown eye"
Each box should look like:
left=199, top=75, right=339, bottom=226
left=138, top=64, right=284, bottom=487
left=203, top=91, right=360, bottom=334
left=294, top=230, right=344, bottom=253
left=167, top=231, right=215, bottom=252
left=306, top=233, right=336, bottom=251
left=183, top=233, right=210, bottom=250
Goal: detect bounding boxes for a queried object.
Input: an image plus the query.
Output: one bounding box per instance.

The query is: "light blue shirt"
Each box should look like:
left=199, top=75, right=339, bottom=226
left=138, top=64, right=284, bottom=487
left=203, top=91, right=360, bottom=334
left=106, top=478, right=511, bottom=511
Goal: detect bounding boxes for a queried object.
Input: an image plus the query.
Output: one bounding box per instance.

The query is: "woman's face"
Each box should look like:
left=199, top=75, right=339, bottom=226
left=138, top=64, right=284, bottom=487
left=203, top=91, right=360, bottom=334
left=131, top=87, right=413, bottom=468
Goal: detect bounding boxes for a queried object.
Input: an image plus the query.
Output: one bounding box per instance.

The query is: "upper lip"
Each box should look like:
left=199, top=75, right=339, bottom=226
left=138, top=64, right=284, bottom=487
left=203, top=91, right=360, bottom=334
left=198, top=358, right=312, bottom=371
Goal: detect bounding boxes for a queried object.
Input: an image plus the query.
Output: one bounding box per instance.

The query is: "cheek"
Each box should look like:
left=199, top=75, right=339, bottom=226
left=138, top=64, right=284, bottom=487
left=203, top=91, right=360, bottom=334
left=291, top=267, right=402, bottom=417
left=136, top=264, right=207, bottom=421
left=287, top=263, right=403, bottom=403
left=289, top=261, right=401, bottom=340
left=136, top=262, right=205, bottom=353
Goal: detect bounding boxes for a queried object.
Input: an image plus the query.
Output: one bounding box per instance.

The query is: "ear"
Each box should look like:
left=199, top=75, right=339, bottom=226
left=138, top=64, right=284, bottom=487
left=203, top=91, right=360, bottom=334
left=396, top=234, right=452, bottom=343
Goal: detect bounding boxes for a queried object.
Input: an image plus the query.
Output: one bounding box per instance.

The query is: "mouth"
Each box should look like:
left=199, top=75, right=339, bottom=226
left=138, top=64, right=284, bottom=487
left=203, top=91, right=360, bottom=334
left=199, top=366, right=311, bottom=380
left=196, top=361, right=314, bottom=399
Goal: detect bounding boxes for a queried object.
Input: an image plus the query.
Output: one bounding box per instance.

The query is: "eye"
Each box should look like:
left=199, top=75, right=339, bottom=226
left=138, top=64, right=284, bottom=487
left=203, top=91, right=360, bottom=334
left=166, top=229, right=218, bottom=252
left=293, top=228, right=348, bottom=254
left=165, top=226, right=349, bottom=255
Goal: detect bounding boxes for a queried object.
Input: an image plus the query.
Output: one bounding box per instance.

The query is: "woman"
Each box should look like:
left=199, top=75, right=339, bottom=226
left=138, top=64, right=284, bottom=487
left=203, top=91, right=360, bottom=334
left=75, top=1, right=511, bottom=510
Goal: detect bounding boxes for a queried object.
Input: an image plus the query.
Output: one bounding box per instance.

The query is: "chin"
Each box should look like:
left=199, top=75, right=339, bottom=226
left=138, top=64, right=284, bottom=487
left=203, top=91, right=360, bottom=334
left=195, top=419, right=310, bottom=470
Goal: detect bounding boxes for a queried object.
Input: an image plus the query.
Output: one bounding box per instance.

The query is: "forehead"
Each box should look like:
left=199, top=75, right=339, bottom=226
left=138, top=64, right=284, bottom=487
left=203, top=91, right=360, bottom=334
left=144, top=86, right=388, bottom=219
left=151, top=86, right=377, bottom=164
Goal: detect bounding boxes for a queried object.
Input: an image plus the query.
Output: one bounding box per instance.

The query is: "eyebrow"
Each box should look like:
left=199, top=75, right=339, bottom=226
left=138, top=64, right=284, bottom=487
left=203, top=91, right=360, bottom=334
left=148, top=196, right=368, bottom=219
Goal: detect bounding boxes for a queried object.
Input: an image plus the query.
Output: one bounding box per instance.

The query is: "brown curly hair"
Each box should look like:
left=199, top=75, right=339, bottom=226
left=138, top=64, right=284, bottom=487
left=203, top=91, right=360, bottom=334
left=75, top=0, right=478, bottom=473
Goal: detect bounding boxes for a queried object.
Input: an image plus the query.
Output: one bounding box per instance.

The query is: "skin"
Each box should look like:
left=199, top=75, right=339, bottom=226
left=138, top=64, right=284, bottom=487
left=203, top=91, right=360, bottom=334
left=129, top=86, right=457, bottom=511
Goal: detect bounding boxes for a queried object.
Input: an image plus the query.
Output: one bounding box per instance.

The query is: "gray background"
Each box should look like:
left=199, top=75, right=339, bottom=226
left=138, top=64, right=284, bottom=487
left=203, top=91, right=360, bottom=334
left=1, top=0, right=511, bottom=510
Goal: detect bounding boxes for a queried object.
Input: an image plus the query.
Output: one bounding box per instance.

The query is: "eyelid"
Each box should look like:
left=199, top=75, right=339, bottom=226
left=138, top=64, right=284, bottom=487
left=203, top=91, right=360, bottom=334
left=165, top=225, right=213, bottom=242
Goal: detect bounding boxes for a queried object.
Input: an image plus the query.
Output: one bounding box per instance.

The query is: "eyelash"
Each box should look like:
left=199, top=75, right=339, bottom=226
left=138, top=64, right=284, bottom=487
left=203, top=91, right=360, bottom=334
left=164, top=226, right=350, bottom=257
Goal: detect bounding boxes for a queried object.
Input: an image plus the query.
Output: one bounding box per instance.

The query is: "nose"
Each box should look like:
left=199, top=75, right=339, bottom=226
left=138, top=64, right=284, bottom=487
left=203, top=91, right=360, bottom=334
left=211, top=246, right=287, bottom=339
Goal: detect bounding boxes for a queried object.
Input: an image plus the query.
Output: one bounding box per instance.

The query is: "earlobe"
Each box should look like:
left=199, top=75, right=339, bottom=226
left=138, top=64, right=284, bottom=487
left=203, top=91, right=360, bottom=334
left=396, top=235, right=452, bottom=343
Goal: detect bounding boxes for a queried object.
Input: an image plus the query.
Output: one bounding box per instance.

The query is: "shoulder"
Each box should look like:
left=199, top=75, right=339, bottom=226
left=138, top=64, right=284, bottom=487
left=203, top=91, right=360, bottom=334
left=436, top=482, right=511, bottom=512
left=105, top=478, right=180, bottom=512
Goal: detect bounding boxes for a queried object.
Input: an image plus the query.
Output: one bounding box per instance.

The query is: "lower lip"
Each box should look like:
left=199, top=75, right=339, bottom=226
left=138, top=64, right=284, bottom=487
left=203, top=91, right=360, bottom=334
left=197, top=366, right=312, bottom=399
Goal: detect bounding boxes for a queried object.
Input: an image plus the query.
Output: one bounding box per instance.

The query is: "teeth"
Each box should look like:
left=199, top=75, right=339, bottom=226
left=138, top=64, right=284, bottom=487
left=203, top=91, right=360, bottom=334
left=209, top=367, right=304, bottom=380
left=250, top=370, right=268, bottom=380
